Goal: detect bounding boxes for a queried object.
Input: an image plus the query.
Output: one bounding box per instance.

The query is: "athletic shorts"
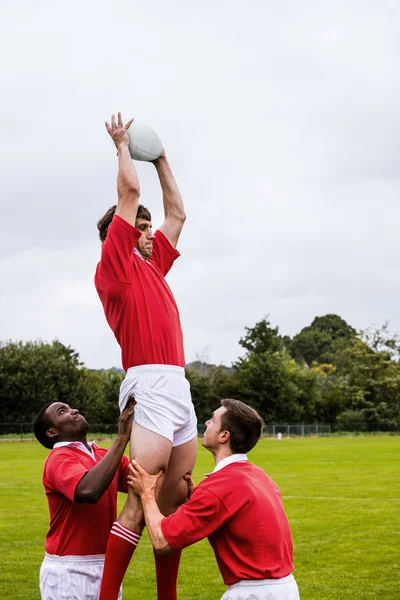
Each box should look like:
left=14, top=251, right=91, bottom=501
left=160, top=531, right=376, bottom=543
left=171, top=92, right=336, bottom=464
left=119, top=364, right=198, bottom=447
left=40, top=553, right=122, bottom=600
left=221, top=574, right=300, bottom=600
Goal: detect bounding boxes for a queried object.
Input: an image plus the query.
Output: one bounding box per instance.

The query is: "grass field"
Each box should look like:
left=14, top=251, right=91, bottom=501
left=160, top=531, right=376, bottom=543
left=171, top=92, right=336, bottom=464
left=0, top=436, right=399, bottom=599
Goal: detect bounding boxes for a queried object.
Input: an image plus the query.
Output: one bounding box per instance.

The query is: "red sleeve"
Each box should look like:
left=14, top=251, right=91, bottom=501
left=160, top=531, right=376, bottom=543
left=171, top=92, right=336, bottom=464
left=150, top=230, right=180, bottom=277
left=43, top=450, right=89, bottom=503
left=118, top=455, right=130, bottom=494
left=161, top=484, right=231, bottom=550
left=98, top=215, right=142, bottom=283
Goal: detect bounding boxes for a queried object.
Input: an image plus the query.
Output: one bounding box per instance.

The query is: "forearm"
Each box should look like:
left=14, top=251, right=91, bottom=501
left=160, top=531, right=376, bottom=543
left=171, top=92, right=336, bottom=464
left=75, top=436, right=128, bottom=503
left=116, top=144, right=140, bottom=225
left=154, top=156, right=185, bottom=221
left=141, top=492, right=173, bottom=554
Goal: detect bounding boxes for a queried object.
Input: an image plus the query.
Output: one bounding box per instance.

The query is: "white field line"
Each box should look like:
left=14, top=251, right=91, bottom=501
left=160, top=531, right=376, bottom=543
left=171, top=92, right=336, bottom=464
left=282, top=495, right=400, bottom=502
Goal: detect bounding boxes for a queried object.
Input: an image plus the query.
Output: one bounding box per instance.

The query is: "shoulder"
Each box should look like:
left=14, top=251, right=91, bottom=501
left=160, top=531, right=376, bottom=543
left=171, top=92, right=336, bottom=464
left=203, top=462, right=268, bottom=493
left=109, top=215, right=142, bottom=239
left=154, top=230, right=180, bottom=258
left=43, top=447, right=79, bottom=481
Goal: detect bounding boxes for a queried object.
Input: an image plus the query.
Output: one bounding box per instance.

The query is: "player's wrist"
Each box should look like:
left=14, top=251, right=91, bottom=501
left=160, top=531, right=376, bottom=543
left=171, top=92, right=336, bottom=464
left=152, top=152, right=167, bottom=167
left=141, top=490, right=156, bottom=503
left=116, top=139, right=129, bottom=152
left=115, top=431, right=130, bottom=447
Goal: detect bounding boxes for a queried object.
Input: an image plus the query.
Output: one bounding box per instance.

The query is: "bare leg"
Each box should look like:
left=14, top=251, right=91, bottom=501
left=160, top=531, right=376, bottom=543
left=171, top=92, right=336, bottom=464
left=99, top=425, right=173, bottom=600
left=153, top=436, right=197, bottom=600
left=118, top=423, right=173, bottom=530
left=157, top=436, right=198, bottom=515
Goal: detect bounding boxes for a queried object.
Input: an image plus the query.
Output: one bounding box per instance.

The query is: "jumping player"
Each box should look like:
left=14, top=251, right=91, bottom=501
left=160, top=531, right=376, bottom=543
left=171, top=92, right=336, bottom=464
left=95, top=113, right=197, bottom=600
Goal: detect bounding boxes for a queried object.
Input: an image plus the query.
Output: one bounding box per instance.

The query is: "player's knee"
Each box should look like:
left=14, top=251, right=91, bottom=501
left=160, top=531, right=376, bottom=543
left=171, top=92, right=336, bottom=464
left=158, top=480, right=189, bottom=516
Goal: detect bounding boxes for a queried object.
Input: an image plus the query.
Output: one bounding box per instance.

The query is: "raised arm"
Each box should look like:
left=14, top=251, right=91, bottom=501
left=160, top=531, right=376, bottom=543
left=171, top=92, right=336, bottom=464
left=106, top=113, right=140, bottom=227
left=154, top=154, right=186, bottom=248
left=75, top=399, right=135, bottom=503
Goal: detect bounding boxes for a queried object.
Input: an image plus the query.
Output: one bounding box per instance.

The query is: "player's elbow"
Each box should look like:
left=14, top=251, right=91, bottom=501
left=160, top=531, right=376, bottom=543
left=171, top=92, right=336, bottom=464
left=154, top=541, right=174, bottom=555
left=166, top=210, right=186, bottom=226
left=120, top=183, right=141, bottom=200
left=176, top=210, right=186, bottom=224
left=75, top=485, right=103, bottom=504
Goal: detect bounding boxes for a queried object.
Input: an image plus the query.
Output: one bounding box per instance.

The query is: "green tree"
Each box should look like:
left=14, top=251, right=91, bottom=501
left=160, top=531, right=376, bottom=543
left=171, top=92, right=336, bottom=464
left=290, top=314, right=356, bottom=366
left=0, top=340, right=84, bottom=422
left=186, top=365, right=237, bottom=424
left=233, top=319, right=318, bottom=422
left=334, top=326, right=400, bottom=430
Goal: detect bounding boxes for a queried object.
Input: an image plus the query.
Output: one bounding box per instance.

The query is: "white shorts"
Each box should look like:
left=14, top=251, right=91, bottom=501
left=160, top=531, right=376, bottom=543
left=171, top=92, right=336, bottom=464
left=119, top=364, right=198, bottom=447
left=40, top=553, right=122, bottom=600
left=221, top=574, right=300, bottom=600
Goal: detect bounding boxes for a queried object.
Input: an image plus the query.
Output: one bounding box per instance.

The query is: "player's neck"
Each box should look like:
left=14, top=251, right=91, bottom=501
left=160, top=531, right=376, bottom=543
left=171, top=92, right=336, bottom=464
left=213, top=446, right=234, bottom=466
left=58, top=435, right=91, bottom=451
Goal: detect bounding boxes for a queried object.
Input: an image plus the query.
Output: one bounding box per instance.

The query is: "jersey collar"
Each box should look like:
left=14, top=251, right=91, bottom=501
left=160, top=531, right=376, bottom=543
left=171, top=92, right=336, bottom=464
left=53, top=440, right=98, bottom=460
left=206, top=453, right=248, bottom=477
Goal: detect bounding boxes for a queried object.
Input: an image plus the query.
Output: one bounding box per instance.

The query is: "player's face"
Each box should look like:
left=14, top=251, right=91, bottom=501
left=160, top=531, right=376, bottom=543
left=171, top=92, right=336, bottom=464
left=46, top=402, right=89, bottom=442
left=202, top=406, right=227, bottom=450
left=135, top=218, right=154, bottom=259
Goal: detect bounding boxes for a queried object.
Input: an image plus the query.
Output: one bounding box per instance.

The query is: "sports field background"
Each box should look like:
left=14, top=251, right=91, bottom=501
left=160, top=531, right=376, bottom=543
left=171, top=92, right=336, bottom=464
left=0, top=436, right=399, bottom=599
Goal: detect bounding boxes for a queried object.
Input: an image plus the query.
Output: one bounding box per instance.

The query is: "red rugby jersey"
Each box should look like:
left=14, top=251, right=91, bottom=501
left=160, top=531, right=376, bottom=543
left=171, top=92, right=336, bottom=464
left=161, top=462, right=294, bottom=585
left=43, top=444, right=129, bottom=556
left=95, top=215, right=185, bottom=370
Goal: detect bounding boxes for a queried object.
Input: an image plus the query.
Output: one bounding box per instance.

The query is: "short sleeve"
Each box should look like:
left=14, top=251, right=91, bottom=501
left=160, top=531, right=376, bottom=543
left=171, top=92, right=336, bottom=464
left=118, top=455, right=130, bottom=494
left=98, top=215, right=142, bottom=283
left=161, top=485, right=231, bottom=550
left=150, top=230, right=180, bottom=277
left=44, top=450, right=89, bottom=503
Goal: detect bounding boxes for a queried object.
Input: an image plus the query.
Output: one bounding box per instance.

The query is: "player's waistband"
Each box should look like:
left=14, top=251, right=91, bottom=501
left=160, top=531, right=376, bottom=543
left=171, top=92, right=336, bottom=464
left=229, top=573, right=295, bottom=588
left=125, top=364, right=185, bottom=378
left=43, top=553, right=105, bottom=565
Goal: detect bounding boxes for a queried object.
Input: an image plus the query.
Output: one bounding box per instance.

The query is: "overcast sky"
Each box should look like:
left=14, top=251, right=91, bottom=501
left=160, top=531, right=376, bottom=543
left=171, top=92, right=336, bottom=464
left=1, top=1, right=400, bottom=369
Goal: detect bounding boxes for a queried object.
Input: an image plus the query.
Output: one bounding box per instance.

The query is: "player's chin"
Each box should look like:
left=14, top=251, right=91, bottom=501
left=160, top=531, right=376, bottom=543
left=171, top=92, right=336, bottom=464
left=141, top=246, right=153, bottom=258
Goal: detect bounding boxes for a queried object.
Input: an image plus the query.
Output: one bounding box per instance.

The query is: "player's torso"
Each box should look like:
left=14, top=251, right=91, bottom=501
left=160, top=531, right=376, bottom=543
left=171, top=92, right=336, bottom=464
left=98, top=252, right=185, bottom=368
left=206, top=464, right=294, bottom=582
left=44, top=450, right=119, bottom=556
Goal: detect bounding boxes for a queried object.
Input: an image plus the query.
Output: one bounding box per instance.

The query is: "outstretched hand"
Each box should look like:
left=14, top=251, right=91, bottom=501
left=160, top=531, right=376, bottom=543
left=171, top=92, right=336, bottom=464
left=105, top=112, right=133, bottom=150
left=117, top=396, right=136, bottom=440
left=128, top=459, right=164, bottom=498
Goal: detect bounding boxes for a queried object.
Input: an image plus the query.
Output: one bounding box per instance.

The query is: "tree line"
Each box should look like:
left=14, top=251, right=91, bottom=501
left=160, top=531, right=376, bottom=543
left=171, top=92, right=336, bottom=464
left=1, top=314, right=400, bottom=431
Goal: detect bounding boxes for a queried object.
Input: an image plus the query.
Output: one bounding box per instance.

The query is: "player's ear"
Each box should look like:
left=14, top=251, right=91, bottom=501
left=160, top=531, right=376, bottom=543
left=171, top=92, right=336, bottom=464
left=46, top=428, right=58, bottom=441
left=219, top=430, right=231, bottom=444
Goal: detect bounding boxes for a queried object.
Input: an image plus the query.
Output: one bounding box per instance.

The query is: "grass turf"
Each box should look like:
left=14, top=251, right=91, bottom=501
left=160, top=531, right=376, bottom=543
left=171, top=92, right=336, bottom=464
left=0, top=436, right=399, bottom=599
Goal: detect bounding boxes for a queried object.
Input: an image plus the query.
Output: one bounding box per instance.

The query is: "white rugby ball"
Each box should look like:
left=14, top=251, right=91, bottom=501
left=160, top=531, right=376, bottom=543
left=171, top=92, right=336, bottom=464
left=127, top=120, right=163, bottom=162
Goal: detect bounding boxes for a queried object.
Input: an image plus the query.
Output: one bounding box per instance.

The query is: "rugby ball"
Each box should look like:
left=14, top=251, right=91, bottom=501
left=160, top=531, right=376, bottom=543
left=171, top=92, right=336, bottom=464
left=127, top=120, right=163, bottom=162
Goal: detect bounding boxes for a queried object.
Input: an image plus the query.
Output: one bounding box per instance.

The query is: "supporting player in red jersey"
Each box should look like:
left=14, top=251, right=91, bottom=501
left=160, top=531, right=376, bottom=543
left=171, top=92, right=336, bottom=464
left=95, top=113, right=197, bottom=600
left=128, top=399, right=301, bottom=600
left=33, top=399, right=135, bottom=600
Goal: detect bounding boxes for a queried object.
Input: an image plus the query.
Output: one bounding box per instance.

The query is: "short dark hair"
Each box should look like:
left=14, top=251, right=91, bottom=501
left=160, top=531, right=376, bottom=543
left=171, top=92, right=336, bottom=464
left=220, top=399, right=264, bottom=453
left=33, top=403, right=55, bottom=449
left=97, top=205, right=152, bottom=242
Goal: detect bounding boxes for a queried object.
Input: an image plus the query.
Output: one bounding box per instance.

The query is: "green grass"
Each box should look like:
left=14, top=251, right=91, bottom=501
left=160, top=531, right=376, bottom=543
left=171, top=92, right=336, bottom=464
left=0, top=437, right=399, bottom=599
